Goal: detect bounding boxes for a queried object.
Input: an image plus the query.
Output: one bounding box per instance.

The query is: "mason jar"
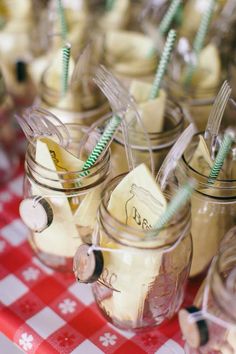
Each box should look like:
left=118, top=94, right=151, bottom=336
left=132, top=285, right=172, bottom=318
left=90, top=174, right=192, bottom=330
left=166, top=77, right=222, bottom=132
left=0, top=71, right=19, bottom=183
left=111, top=99, right=184, bottom=176
left=175, top=132, right=236, bottom=277
left=20, top=124, right=110, bottom=272
left=39, top=69, right=109, bottom=126
left=179, top=231, right=236, bottom=353
left=165, top=37, right=224, bottom=131
left=89, top=0, right=131, bottom=31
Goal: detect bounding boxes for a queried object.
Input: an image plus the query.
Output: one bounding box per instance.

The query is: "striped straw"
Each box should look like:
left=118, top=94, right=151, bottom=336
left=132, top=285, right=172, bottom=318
left=106, top=0, right=115, bottom=11
left=61, top=43, right=71, bottom=96
left=149, top=29, right=176, bottom=100
left=79, top=115, right=122, bottom=178
left=159, top=0, right=182, bottom=35
left=184, top=0, right=216, bottom=86
left=208, top=130, right=235, bottom=184
left=154, top=180, right=195, bottom=231
left=57, top=0, right=67, bottom=41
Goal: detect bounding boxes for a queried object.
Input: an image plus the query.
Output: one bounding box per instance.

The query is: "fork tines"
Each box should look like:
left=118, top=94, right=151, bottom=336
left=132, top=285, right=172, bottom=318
left=94, top=65, right=134, bottom=111
left=205, top=80, right=232, bottom=140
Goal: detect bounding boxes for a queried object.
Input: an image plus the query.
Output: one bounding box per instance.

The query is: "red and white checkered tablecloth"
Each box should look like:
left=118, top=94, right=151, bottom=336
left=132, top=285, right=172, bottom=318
left=0, top=164, right=201, bottom=354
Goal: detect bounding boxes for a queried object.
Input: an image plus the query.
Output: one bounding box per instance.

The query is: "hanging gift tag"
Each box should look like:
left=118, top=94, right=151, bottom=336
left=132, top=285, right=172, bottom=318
left=19, top=197, right=53, bottom=233
left=178, top=306, right=209, bottom=349
left=73, top=244, right=104, bottom=283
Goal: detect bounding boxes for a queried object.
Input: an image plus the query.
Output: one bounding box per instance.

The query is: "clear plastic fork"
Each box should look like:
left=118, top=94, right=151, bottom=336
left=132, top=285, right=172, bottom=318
left=156, top=123, right=197, bottom=190
left=204, top=80, right=232, bottom=159
left=94, top=65, right=136, bottom=111
left=15, top=106, right=71, bottom=148
left=94, top=65, right=155, bottom=174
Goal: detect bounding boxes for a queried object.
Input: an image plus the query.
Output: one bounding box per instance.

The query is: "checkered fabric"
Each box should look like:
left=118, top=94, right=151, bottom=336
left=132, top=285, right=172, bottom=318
left=0, top=164, right=201, bottom=354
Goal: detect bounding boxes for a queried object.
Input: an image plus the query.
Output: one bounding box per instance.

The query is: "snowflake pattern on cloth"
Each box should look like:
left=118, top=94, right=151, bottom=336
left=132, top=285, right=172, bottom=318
left=58, top=299, right=77, bottom=314
left=22, top=267, right=40, bottom=281
left=99, top=332, right=117, bottom=347
left=19, top=333, right=34, bottom=351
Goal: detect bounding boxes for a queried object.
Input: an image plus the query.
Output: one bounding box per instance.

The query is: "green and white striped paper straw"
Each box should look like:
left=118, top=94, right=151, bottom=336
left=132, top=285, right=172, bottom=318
left=154, top=180, right=195, bottom=232
left=79, top=115, right=122, bottom=178
left=159, top=0, right=182, bottom=35
left=184, top=0, right=216, bottom=86
left=61, top=43, right=71, bottom=96
left=57, top=0, right=67, bottom=41
left=106, top=0, right=116, bottom=11
left=208, top=130, right=235, bottom=184
left=149, top=29, right=176, bottom=100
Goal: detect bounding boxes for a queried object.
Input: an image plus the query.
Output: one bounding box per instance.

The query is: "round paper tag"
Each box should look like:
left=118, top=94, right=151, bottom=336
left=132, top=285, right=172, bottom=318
left=19, top=197, right=53, bottom=233
left=73, top=244, right=104, bottom=283
left=178, top=306, right=209, bottom=349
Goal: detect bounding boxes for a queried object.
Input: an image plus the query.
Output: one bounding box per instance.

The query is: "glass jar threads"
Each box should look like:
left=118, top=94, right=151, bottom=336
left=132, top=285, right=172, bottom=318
left=20, top=123, right=110, bottom=272
left=165, top=36, right=224, bottom=131
left=82, top=174, right=192, bottom=330
left=111, top=99, right=184, bottom=176
left=175, top=132, right=236, bottom=277
left=39, top=68, right=109, bottom=127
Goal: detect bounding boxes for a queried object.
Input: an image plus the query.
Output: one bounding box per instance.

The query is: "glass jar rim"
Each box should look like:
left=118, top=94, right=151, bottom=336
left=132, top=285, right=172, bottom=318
left=40, top=65, right=107, bottom=112
left=165, top=75, right=223, bottom=101
left=180, top=132, right=236, bottom=198
left=114, top=98, right=184, bottom=150
left=25, top=123, right=111, bottom=191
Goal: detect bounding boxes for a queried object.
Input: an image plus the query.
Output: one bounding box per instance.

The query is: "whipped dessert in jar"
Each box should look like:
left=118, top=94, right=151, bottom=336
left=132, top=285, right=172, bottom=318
left=175, top=131, right=236, bottom=277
